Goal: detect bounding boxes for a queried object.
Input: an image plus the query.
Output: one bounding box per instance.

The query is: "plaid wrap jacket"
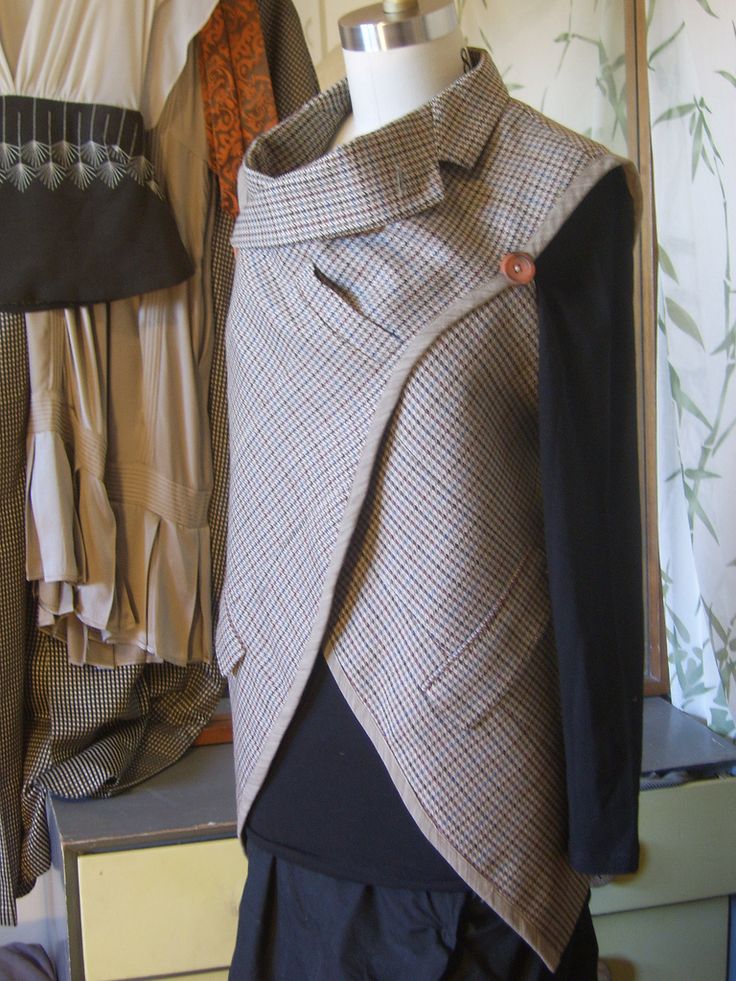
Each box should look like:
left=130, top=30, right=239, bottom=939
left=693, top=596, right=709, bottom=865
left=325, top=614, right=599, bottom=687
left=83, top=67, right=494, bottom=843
left=220, top=50, right=644, bottom=969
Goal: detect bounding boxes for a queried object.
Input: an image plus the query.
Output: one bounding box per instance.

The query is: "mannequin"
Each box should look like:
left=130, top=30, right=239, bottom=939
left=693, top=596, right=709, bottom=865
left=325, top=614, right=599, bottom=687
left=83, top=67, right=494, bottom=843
left=332, top=0, right=465, bottom=145
left=225, top=0, right=644, bottom=975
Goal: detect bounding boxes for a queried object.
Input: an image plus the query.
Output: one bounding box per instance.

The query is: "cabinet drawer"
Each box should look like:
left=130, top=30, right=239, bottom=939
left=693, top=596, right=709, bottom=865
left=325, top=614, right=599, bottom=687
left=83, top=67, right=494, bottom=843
left=594, top=895, right=728, bottom=980
left=77, top=837, right=247, bottom=981
left=590, top=778, right=736, bottom=915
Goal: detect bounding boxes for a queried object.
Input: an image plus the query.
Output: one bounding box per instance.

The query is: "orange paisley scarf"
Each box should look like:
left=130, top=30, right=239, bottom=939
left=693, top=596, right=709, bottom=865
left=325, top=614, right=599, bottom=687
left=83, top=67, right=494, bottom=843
left=198, top=0, right=279, bottom=217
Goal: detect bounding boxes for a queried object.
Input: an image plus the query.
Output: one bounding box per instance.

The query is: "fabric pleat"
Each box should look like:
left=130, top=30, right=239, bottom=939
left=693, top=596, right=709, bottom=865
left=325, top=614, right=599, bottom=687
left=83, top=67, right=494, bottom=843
left=23, top=297, right=214, bottom=668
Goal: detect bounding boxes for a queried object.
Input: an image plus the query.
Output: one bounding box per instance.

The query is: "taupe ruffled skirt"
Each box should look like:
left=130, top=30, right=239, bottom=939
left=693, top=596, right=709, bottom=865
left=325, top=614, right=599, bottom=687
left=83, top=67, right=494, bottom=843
left=25, top=283, right=213, bottom=667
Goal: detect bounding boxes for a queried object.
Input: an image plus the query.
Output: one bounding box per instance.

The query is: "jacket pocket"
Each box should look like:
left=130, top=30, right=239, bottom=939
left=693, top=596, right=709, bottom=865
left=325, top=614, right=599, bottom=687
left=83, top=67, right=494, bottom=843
left=420, top=545, right=551, bottom=729
left=297, top=263, right=403, bottom=365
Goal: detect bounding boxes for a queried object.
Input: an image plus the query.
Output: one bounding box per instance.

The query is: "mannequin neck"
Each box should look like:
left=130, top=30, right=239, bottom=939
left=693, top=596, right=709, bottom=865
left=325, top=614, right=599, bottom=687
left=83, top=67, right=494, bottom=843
left=333, top=27, right=465, bottom=146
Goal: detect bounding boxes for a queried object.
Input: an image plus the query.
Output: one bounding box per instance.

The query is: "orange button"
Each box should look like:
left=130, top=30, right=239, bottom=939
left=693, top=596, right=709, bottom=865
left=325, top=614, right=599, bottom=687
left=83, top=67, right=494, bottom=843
left=499, top=252, right=536, bottom=285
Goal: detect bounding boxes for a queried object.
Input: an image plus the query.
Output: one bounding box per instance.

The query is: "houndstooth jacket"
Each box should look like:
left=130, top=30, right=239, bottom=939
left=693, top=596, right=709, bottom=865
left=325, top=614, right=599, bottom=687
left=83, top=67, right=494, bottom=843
left=220, top=49, right=644, bottom=969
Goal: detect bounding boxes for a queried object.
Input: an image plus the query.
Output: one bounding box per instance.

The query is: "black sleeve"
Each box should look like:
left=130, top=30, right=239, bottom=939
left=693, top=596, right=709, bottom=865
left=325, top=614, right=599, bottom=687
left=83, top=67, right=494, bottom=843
left=536, top=165, right=644, bottom=875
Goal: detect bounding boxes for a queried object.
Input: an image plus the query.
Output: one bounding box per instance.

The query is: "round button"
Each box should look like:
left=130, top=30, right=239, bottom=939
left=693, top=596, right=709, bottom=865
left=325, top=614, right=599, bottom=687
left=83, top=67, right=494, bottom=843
left=499, top=252, right=536, bottom=285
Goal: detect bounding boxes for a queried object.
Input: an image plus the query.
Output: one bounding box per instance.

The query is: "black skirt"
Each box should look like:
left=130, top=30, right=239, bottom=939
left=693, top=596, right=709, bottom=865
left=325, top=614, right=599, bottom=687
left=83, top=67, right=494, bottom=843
left=229, top=837, right=599, bottom=981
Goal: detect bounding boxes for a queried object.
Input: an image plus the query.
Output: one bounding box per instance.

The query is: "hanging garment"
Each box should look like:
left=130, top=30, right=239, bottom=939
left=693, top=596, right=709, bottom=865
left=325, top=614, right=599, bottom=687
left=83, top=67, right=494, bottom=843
left=0, top=310, right=29, bottom=926
left=221, top=49, right=644, bottom=971
left=14, top=35, right=225, bottom=920
left=0, top=0, right=219, bottom=310
left=0, top=0, right=219, bottom=667
left=198, top=0, right=279, bottom=217
left=2, top=0, right=319, bottom=926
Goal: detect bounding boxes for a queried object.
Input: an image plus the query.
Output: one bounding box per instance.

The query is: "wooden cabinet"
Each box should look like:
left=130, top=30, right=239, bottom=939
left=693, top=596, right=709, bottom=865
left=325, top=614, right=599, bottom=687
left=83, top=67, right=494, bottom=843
left=47, top=744, right=246, bottom=981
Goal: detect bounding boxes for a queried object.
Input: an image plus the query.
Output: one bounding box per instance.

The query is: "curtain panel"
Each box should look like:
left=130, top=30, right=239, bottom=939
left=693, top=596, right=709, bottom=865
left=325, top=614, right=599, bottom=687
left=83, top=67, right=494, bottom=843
left=649, top=0, right=736, bottom=737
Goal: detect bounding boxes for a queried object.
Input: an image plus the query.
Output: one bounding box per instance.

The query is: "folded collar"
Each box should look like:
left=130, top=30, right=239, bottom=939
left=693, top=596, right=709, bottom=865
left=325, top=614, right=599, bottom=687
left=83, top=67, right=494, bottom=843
left=233, top=49, right=509, bottom=248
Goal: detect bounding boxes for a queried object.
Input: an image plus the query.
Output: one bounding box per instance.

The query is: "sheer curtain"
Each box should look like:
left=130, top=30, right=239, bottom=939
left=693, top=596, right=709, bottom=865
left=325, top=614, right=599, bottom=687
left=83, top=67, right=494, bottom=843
left=649, top=0, right=736, bottom=737
left=460, top=0, right=627, bottom=154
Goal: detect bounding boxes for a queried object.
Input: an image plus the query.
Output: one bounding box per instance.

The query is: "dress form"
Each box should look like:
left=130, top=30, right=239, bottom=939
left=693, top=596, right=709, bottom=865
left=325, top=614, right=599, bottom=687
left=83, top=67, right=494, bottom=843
left=332, top=0, right=464, bottom=146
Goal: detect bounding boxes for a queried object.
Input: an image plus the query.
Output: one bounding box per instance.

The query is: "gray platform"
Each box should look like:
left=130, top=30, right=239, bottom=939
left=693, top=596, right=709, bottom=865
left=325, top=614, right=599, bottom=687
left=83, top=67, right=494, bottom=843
left=642, top=696, right=736, bottom=775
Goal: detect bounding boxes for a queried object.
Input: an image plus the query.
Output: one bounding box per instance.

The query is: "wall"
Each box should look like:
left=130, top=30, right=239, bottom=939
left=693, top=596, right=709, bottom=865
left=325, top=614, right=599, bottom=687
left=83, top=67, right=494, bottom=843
left=0, top=871, right=55, bottom=952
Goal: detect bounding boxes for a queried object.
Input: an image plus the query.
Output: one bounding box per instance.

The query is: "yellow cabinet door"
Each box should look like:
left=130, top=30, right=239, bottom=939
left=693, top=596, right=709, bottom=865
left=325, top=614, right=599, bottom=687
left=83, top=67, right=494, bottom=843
left=591, top=779, right=736, bottom=915
left=77, top=837, right=247, bottom=981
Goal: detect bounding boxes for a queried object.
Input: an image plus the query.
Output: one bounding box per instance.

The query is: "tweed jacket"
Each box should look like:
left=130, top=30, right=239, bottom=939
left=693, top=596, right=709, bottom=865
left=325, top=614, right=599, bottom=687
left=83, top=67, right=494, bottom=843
left=220, top=49, right=644, bottom=969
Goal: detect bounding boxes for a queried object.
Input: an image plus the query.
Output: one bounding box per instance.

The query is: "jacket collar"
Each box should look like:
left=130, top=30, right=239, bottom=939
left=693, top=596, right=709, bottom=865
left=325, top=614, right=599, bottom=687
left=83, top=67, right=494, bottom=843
left=233, top=49, right=509, bottom=248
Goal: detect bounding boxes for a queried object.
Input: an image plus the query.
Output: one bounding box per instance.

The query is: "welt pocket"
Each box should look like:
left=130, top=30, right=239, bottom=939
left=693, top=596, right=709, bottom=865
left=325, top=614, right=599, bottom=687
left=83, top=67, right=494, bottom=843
left=218, top=591, right=247, bottom=677
left=297, top=263, right=402, bottom=364
left=420, top=546, right=551, bottom=730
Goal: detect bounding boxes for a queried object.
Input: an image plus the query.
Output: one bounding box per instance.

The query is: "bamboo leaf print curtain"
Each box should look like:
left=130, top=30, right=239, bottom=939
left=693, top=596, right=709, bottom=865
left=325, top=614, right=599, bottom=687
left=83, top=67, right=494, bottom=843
left=459, top=0, right=628, bottom=156
left=296, top=0, right=736, bottom=736
left=649, top=0, right=736, bottom=736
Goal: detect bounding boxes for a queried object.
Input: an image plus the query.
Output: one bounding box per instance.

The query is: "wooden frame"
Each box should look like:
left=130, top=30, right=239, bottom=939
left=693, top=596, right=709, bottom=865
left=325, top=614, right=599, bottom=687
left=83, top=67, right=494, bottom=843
left=625, top=0, right=669, bottom=694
